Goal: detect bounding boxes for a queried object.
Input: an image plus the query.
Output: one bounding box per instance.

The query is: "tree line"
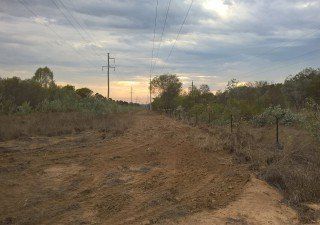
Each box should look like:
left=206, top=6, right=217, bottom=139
left=0, top=67, right=139, bottom=115
left=151, top=68, right=320, bottom=140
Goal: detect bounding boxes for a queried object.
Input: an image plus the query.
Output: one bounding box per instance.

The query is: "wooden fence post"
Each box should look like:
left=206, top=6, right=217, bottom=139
left=230, top=114, right=233, bottom=133
left=195, top=112, right=198, bottom=126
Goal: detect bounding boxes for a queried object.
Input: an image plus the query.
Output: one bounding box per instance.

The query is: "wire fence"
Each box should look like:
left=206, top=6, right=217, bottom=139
left=160, top=108, right=287, bottom=150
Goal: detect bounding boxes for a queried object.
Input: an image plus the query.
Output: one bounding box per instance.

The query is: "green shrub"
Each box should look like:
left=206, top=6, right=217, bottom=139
left=301, top=100, right=320, bottom=142
left=252, top=106, right=301, bottom=127
left=17, top=102, right=33, bottom=115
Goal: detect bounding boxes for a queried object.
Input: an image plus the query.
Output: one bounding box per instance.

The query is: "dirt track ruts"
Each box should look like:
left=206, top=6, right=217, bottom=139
left=0, top=111, right=300, bottom=224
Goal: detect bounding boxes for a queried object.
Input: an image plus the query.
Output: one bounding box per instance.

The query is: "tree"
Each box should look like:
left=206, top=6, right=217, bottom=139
left=226, top=78, right=239, bottom=91
left=94, top=93, right=106, bottom=100
left=151, top=74, right=182, bottom=111
left=76, top=88, right=93, bottom=98
left=0, top=77, right=47, bottom=113
left=199, top=84, right=210, bottom=94
left=283, top=68, right=320, bottom=108
left=32, top=67, right=54, bottom=88
left=62, top=85, right=75, bottom=92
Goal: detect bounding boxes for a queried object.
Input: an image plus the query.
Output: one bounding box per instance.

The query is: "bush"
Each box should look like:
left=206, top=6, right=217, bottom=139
left=301, top=100, right=320, bottom=142
left=17, top=102, right=32, bottom=115
left=252, top=106, right=301, bottom=127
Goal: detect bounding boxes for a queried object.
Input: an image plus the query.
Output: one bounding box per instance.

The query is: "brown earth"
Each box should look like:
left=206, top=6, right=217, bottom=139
left=0, top=111, right=309, bottom=224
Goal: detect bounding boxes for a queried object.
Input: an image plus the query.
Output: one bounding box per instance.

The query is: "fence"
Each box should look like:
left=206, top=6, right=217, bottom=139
left=161, top=108, right=285, bottom=150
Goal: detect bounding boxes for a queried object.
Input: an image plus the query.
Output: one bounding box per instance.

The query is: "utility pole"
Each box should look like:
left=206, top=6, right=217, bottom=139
left=130, top=86, right=133, bottom=103
left=149, top=76, right=152, bottom=110
left=191, top=80, right=195, bottom=103
left=102, top=53, right=115, bottom=99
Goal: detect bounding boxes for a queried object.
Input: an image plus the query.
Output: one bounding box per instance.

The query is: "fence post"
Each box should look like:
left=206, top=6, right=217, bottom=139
left=276, top=117, right=279, bottom=144
left=275, top=116, right=284, bottom=150
left=230, top=114, right=233, bottom=133
left=195, top=112, right=198, bottom=126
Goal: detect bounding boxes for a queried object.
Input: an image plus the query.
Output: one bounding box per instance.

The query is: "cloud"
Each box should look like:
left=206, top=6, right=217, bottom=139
left=0, top=0, right=319, bottom=102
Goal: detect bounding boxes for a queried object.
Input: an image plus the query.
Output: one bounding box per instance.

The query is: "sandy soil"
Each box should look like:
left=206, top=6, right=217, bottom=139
left=0, top=111, right=310, bottom=224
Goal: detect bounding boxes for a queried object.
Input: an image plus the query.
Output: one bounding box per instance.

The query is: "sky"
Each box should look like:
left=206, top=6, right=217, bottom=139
left=0, top=0, right=320, bottom=103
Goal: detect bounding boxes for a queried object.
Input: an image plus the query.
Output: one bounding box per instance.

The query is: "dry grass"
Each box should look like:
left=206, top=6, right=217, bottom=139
left=0, top=112, right=134, bottom=141
left=207, top=123, right=320, bottom=223
left=179, top=114, right=320, bottom=223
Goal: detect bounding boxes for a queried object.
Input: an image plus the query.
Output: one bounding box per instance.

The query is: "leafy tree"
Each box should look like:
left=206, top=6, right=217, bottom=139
left=283, top=68, right=320, bottom=108
left=94, top=93, right=106, bottom=100
left=32, top=67, right=54, bottom=88
left=0, top=77, right=47, bottom=112
left=151, top=74, right=182, bottom=111
left=62, top=85, right=75, bottom=92
left=76, top=88, right=93, bottom=98
left=199, top=84, right=210, bottom=94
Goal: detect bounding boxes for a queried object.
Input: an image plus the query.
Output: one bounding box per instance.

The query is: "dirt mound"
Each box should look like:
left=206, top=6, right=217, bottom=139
left=0, top=111, right=302, bottom=224
left=175, top=177, right=299, bottom=225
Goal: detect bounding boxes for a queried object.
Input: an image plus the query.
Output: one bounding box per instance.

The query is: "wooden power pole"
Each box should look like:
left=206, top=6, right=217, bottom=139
left=102, top=53, right=116, bottom=99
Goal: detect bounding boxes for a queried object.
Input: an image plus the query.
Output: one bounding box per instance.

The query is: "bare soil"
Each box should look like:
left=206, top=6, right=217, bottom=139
left=0, top=111, right=311, bottom=224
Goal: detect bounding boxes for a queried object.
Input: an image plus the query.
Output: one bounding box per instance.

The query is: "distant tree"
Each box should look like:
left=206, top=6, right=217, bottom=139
left=226, top=78, right=239, bottom=91
left=283, top=68, right=320, bottom=108
left=0, top=77, right=47, bottom=113
left=76, top=88, right=93, bottom=98
left=151, top=74, right=182, bottom=111
left=62, top=85, right=75, bottom=92
left=199, top=84, right=210, bottom=94
left=94, top=93, right=106, bottom=100
left=32, top=67, right=54, bottom=88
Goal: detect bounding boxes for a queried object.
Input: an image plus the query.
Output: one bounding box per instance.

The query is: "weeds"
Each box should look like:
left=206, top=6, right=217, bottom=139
left=217, top=124, right=320, bottom=223
left=0, top=112, right=134, bottom=141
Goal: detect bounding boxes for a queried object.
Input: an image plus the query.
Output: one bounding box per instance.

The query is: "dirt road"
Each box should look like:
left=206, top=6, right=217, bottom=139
left=0, top=112, right=300, bottom=224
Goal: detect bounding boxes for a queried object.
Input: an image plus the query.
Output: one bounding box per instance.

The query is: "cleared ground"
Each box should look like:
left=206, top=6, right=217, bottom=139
left=0, top=111, right=303, bottom=224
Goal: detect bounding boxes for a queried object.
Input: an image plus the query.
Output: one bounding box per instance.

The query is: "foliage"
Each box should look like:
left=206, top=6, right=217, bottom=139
left=0, top=67, right=139, bottom=115
left=150, top=68, right=319, bottom=132
left=0, top=77, right=47, bottom=114
left=301, top=99, right=320, bottom=142
left=151, top=74, right=182, bottom=110
left=76, top=87, right=93, bottom=98
left=252, top=106, right=301, bottom=127
left=283, top=68, right=320, bottom=109
left=32, top=66, right=54, bottom=88
left=17, top=102, right=33, bottom=115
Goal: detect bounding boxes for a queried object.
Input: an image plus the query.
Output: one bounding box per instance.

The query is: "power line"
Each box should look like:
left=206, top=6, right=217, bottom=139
left=208, top=26, right=320, bottom=76
left=57, top=0, right=105, bottom=58
left=160, top=0, right=194, bottom=74
left=67, top=0, right=104, bottom=55
left=49, top=0, right=102, bottom=59
left=17, top=0, right=97, bottom=68
left=239, top=47, right=320, bottom=78
left=150, top=0, right=159, bottom=74
left=149, top=0, right=159, bottom=110
left=151, top=0, right=172, bottom=74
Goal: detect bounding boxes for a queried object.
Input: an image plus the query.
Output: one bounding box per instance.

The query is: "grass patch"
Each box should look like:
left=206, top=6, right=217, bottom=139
left=0, top=112, right=134, bottom=141
left=217, top=124, right=320, bottom=223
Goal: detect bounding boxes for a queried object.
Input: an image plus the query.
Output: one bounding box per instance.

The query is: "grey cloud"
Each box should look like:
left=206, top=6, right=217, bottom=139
left=0, top=0, right=319, bottom=100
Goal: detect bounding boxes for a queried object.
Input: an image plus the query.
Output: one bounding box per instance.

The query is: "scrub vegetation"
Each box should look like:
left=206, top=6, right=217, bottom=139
left=0, top=67, right=139, bottom=140
left=151, top=67, right=320, bottom=222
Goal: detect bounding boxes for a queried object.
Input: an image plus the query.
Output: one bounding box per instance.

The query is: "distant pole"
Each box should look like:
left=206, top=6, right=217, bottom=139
left=130, top=86, right=133, bottom=103
left=102, top=53, right=115, bottom=100
left=107, top=53, right=110, bottom=99
left=191, top=80, right=196, bottom=104
left=149, top=77, right=152, bottom=110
